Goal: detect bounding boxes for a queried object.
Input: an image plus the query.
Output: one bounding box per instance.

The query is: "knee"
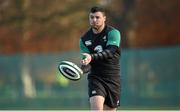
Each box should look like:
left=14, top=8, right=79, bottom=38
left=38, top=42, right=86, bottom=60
left=89, top=96, right=104, bottom=110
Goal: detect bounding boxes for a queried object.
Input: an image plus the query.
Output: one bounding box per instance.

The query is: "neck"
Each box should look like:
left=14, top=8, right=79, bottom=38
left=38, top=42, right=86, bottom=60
left=92, top=24, right=105, bottom=34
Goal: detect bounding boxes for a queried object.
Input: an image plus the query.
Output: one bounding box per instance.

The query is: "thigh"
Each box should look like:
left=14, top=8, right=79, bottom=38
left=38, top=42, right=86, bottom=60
left=90, top=95, right=104, bottom=110
left=88, top=76, right=106, bottom=98
left=103, top=77, right=121, bottom=108
left=88, top=75, right=121, bottom=108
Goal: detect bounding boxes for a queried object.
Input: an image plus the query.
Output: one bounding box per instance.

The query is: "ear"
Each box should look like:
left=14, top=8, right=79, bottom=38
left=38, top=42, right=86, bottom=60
left=104, top=16, right=106, bottom=22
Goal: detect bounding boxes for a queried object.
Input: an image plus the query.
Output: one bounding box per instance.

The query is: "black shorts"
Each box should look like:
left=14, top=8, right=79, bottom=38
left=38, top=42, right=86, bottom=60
left=88, top=75, right=121, bottom=108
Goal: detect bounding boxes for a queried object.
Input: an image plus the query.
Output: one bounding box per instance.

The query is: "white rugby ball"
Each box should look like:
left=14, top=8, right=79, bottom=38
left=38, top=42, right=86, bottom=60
left=58, top=61, right=83, bottom=81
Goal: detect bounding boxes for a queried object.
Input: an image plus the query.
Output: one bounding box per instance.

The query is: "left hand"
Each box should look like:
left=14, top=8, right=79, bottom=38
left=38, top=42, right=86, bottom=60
left=80, top=53, right=92, bottom=65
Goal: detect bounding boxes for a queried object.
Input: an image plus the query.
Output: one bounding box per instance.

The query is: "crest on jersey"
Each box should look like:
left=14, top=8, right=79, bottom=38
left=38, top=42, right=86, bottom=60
left=94, top=45, right=103, bottom=52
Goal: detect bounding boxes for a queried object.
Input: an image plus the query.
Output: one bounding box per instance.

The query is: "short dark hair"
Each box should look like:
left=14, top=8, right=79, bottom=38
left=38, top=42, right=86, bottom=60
left=90, top=6, right=106, bottom=15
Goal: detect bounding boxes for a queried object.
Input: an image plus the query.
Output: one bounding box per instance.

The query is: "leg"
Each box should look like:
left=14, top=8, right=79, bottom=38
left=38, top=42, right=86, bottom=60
left=89, top=95, right=105, bottom=111
left=103, top=104, right=117, bottom=111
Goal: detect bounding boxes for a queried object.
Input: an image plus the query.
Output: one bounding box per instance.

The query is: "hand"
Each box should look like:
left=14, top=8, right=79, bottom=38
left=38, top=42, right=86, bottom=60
left=80, top=53, right=92, bottom=65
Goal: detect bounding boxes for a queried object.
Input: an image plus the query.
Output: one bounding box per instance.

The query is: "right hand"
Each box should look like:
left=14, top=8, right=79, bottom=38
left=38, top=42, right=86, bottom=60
left=80, top=53, right=92, bottom=65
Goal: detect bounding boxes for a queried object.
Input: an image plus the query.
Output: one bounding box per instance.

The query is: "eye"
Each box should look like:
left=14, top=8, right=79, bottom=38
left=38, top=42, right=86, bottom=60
left=96, top=16, right=100, bottom=19
left=90, top=16, right=94, bottom=19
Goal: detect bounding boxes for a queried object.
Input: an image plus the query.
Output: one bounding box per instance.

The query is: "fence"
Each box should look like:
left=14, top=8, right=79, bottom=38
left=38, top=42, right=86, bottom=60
left=0, top=46, right=179, bottom=109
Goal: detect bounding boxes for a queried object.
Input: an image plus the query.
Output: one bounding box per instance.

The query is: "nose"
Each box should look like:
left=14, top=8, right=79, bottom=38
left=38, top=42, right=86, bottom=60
left=92, top=18, right=97, bottom=22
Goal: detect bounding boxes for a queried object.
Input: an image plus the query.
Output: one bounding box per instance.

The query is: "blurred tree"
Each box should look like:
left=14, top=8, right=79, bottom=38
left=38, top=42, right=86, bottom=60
left=0, top=0, right=179, bottom=52
left=129, top=0, right=180, bottom=48
left=0, top=0, right=99, bottom=54
left=20, top=0, right=36, bottom=98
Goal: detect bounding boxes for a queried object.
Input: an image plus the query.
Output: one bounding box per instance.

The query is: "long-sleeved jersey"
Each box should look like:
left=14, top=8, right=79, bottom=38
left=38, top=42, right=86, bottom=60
left=80, top=25, right=121, bottom=77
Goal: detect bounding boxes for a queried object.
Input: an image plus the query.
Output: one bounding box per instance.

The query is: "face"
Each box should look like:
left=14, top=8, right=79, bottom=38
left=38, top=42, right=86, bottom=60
left=89, top=12, right=106, bottom=30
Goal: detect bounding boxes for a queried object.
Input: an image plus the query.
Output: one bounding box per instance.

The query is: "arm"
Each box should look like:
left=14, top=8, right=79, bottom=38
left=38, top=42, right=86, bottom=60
left=79, top=39, right=90, bottom=54
left=91, top=29, right=121, bottom=60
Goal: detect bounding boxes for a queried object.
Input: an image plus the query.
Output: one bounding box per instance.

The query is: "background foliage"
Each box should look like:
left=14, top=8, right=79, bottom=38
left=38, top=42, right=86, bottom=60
left=0, top=0, right=179, bottom=110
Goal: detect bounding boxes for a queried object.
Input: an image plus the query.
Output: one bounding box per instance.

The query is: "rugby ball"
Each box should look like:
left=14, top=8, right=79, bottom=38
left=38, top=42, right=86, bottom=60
left=58, top=61, right=83, bottom=81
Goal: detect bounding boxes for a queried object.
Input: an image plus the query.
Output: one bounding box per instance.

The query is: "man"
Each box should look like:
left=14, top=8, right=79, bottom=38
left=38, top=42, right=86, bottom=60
left=80, top=6, right=121, bottom=111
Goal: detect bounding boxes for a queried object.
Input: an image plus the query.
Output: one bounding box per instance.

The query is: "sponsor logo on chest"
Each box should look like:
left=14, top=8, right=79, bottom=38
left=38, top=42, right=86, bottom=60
left=85, top=40, right=92, bottom=46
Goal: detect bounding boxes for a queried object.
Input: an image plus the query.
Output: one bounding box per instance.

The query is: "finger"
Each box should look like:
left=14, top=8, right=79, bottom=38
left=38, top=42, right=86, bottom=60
left=82, top=53, right=88, bottom=59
